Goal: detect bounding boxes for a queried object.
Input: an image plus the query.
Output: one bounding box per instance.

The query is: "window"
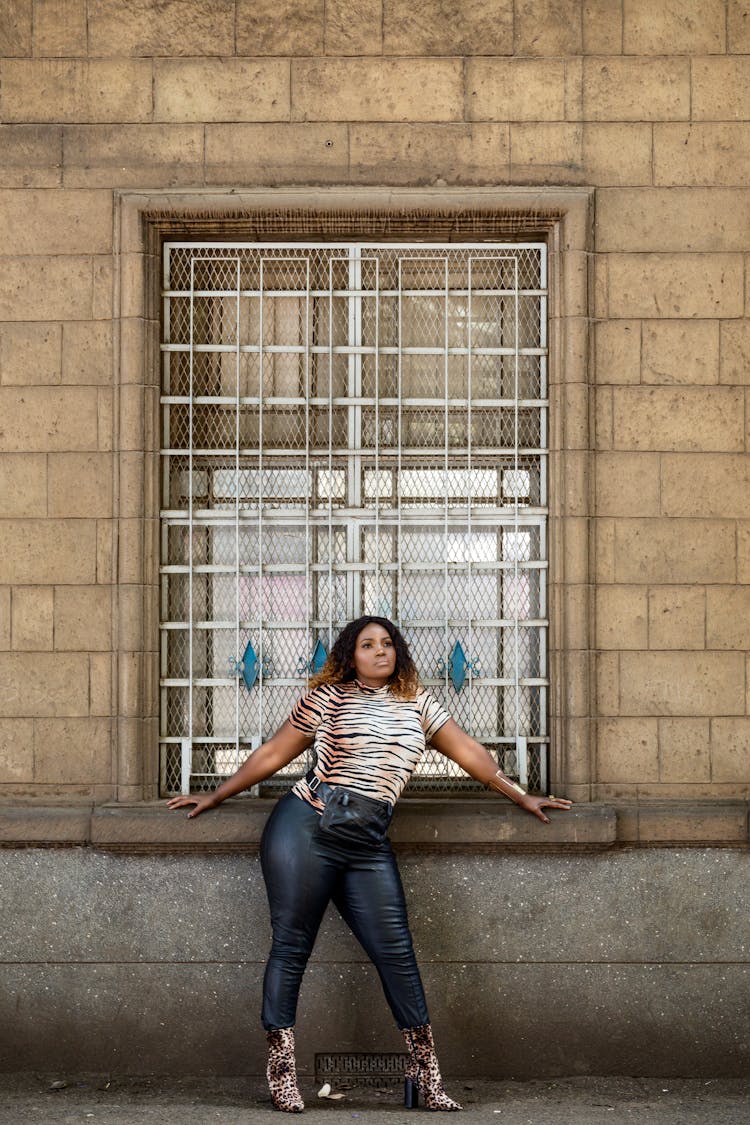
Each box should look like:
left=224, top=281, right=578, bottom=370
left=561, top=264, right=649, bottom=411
left=160, top=242, right=548, bottom=795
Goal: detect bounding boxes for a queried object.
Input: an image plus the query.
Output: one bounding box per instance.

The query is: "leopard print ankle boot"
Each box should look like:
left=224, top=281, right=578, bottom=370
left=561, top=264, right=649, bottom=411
left=266, top=1026, right=304, bottom=1113
left=402, top=1023, right=462, bottom=1111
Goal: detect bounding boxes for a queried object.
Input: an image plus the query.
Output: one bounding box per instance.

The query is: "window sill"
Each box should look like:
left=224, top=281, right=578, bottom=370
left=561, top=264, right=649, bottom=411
left=0, top=798, right=747, bottom=852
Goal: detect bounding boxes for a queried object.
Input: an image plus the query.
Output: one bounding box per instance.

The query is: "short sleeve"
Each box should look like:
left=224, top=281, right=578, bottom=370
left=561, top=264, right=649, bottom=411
left=288, top=685, right=333, bottom=736
left=417, top=690, right=451, bottom=741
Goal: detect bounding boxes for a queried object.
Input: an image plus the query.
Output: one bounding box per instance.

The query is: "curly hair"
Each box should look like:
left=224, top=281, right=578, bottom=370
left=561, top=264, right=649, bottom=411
left=309, top=616, right=420, bottom=700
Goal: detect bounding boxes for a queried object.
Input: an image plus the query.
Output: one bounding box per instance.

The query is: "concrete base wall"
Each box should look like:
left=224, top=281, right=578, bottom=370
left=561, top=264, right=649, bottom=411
left=2, top=846, right=749, bottom=1077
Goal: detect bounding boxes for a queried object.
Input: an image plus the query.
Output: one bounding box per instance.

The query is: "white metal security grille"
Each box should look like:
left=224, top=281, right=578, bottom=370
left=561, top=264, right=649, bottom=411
left=160, top=242, right=548, bottom=795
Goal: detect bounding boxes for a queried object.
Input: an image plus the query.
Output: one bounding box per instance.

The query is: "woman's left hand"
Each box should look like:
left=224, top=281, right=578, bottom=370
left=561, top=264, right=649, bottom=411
left=517, top=793, right=573, bottom=824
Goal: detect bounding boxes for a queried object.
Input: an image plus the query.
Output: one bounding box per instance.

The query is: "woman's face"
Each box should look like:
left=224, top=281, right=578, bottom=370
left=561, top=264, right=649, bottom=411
left=352, top=623, right=397, bottom=688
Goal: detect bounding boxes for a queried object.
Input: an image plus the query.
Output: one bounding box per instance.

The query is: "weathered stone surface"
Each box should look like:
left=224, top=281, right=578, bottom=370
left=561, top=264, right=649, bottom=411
left=711, top=718, right=750, bottom=782
left=384, top=0, right=513, bottom=55
left=511, top=124, right=583, bottom=184
left=583, top=124, right=652, bottom=186
left=63, top=125, right=204, bottom=189
left=595, top=320, right=640, bottom=385
left=654, top=124, right=750, bottom=187
left=0, top=718, right=33, bottom=780
left=47, top=452, right=112, bottom=519
left=619, top=652, right=745, bottom=716
left=0, top=652, right=89, bottom=716
left=596, top=452, right=660, bottom=517
left=205, top=123, right=348, bottom=184
left=596, top=651, right=619, bottom=716
left=720, top=320, right=750, bottom=384
left=623, top=0, right=725, bottom=53
left=692, top=57, right=750, bottom=119
left=53, top=586, right=112, bottom=652
left=325, top=0, right=381, bottom=53
left=583, top=0, right=622, bottom=53
left=33, top=717, right=111, bottom=783
left=597, top=189, right=750, bottom=253
left=0, top=125, right=61, bottom=187
left=0, top=60, right=153, bottom=123
left=661, top=454, right=750, bottom=518
left=606, top=254, right=743, bottom=319
left=595, top=585, right=648, bottom=649
left=729, top=0, right=750, bottom=51
left=658, top=718, right=711, bottom=783
left=89, top=653, right=112, bottom=716
left=349, top=124, right=509, bottom=185
left=641, top=321, right=719, bottom=385
left=596, top=718, right=659, bottom=783
left=0, top=589, right=9, bottom=650
left=11, top=586, right=53, bottom=652
left=595, top=385, right=613, bottom=448
left=236, top=0, right=323, bottom=54
left=0, top=190, right=111, bottom=255
left=33, top=0, right=87, bottom=55
left=0, top=257, right=93, bottom=321
left=514, top=0, right=582, bottom=54
left=0, top=521, right=96, bottom=584
left=648, top=586, right=705, bottom=651
left=154, top=59, right=290, bottom=123
left=583, top=57, right=690, bottom=121
left=0, top=387, right=98, bottom=453
left=614, top=520, right=736, bottom=584
left=706, top=586, right=750, bottom=650
left=612, top=387, right=744, bottom=452
left=61, top=322, right=112, bottom=386
left=292, top=59, right=463, bottom=121
left=467, top=59, right=565, bottom=121
left=0, top=0, right=31, bottom=55
left=89, top=0, right=234, bottom=56
left=0, top=323, right=62, bottom=387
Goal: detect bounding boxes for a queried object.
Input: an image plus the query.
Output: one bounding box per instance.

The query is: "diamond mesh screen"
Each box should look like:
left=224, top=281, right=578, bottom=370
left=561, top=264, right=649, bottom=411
left=160, top=243, right=549, bottom=795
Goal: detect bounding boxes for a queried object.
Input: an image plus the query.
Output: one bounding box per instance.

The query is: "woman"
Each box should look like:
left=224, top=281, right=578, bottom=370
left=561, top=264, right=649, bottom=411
left=168, top=617, right=572, bottom=1113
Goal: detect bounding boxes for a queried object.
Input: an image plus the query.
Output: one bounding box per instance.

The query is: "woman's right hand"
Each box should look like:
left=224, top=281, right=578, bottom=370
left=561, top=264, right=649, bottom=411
left=166, top=793, right=219, bottom=819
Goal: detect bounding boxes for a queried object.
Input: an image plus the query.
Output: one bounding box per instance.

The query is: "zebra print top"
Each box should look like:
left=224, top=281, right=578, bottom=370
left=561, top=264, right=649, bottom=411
left=289, top=679, right=451, bottom=811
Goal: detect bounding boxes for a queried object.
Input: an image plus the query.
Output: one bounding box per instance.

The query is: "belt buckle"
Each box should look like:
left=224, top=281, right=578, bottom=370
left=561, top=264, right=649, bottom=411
left=308, top=774, right=321, bottom=793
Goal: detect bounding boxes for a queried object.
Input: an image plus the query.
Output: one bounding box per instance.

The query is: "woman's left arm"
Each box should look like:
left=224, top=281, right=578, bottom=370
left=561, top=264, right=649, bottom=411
left=429, top=719, right=572, bottom=824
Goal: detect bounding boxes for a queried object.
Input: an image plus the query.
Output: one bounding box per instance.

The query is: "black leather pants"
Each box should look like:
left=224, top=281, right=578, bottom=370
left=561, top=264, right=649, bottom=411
left=260, top=790, right=430, bottom=1031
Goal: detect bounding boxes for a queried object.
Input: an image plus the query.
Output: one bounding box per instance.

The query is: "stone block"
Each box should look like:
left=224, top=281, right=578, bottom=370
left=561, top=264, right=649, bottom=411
left=583, top=0, right=622, bottom=53
left=594, top=517, right=615, bottom=582
left=61, top=322, right=112, bottom=386
left=0, top=190, right=112, bottom=256
left=619, top=652, right=745, bottom=716
left=236, top=0, right=322, bottom=53
left=325, top=0, right=381, bottom=54
left=514, top=0, right=582, bottom=54
left=92, top=258, right=113, bottom=321
left=661, top=454, right=750, bottom=518
left=54, top=585, right=111, bottom=652
left=720, top=321, right=750, bottom=384
left=383, top=0, right=513, bottom=55
left=467, top=59, right=565, bottom=122
left=596, top=651, right=619, bottom=716
left=596, top=718, right=659, bottom=783
left=658, top=718, right=710, bottom=782
left=63, top=125, right=204, bottom=189
left=0, top=0, right=31, bottom=55
left=648, top=586, right=706, bottom=651
left=597, top=188, right=750, bottom=253
left=740, top=523, right=750, bottom=583
left=0, top=652, right=89, bottom=716
left=561, top=516, right=590, bottom=585
left=0, top=60, right=153, bottom=123
left=0, top=718, right=33, bottom=781
left=0, top=322, right=62, bottom=386
left=154, top=59, right=289, bottom=123
left=0, top=588, right=9, bottom=650
left=706, top=586, right=750, bottom=650
left=710, top=718, right=750, bottom=782
left=34, top=0, right=87, bottom=55
left=641, top=321, right=719, bottom=385
left=89, top=0, right=234, bottom=56
left=607, top=254, right=743, bottom=319
left=97, top=521, right=113, bottom=585
left=293, top=59, right=463, bottom=122
left=205, top=123, right=348, bottom=184
left=0, top=125, right=61, bottom=187
left=612, top=387, right=744, bottom=452
left=0, top=387, right=98, bottom=453
left=47, top=453, right=112, bottom=519
left=692, top=58, right=750, bottom=120
left=595, top=585, right=648, bottom=649
left=594, top=320, right=640, bottom=385
left=596, top=452, right=660, bottom=517
left=0, top=257, right=93, bottom=321
left=582, top=124, right=652, bottom=186
left=349, top=124, right=509, bottom=186
left=614, top=519, right=735, bottom=583
left=0, top=454, right=46, bottom=518
left=729, top=0, right=750, bottom=51
left=33, top=717, right=111, bottom=783
left=0, top=520, right=96, bottom=584
left=511, top=124, right=584, bottom=184
left=97, top=387, right=114, bottom=452
left=623, top=0, right=725, bottom=53
left=11, top=586, right=53, bottom=651
left=583, top=57, right=689, bottom=121
left=89, top=653, right=112, bottom=716
left=654, top=124, right=750, bottom=187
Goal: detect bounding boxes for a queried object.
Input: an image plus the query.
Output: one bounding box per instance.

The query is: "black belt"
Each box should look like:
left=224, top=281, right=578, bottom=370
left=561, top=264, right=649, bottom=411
left=305, top=769, right=393, bottom=813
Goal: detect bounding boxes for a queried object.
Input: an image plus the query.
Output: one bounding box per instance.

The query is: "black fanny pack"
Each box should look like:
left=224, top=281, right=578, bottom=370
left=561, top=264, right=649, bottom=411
left=306, top=770, right=393, bottom=846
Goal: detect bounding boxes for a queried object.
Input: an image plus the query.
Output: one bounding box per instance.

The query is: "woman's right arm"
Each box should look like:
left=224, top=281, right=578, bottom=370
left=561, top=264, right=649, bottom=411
left=166, top=719, right=313, bottom=818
